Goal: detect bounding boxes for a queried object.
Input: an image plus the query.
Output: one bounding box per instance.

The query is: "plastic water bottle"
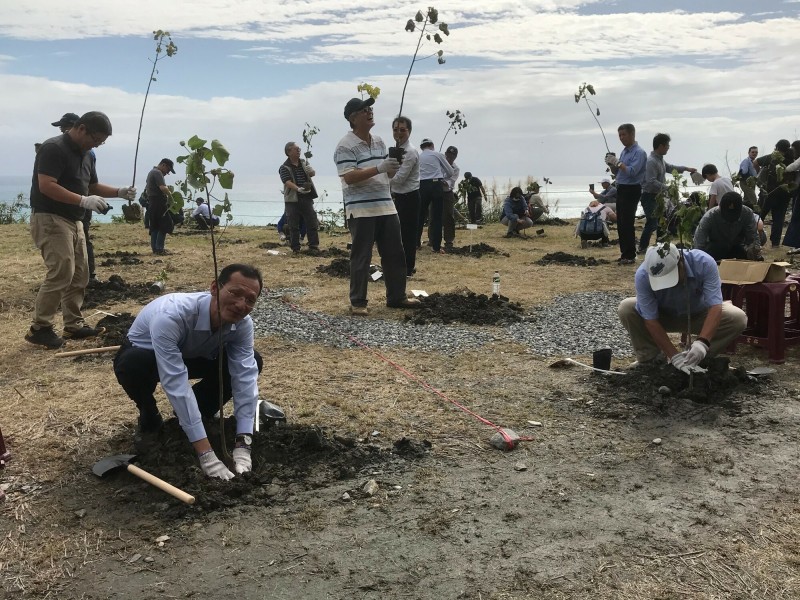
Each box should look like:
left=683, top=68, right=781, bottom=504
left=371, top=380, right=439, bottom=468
left=492, top=271, right=500, bottom=296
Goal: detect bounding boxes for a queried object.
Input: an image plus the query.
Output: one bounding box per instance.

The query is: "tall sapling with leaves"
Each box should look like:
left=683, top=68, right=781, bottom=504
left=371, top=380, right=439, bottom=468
left=399, top=7, right=450, bottom=118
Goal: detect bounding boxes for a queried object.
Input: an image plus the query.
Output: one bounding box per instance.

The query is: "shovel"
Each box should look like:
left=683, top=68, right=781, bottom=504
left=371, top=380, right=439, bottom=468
left=92, top=454, right=195, bottom=505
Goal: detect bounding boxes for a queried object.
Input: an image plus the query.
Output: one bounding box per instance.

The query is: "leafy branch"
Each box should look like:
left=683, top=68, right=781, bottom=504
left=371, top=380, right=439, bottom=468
left=439, top=109, right=467, bottom=152
left=132, top=30, right=177, bottom=191
left=574, top=82, right=611, bottom=154
left=357, top=82, right=381, bottom=100
left=301, top=123, right=319, bottom=159
left=399, top=6, right=450, bottom=117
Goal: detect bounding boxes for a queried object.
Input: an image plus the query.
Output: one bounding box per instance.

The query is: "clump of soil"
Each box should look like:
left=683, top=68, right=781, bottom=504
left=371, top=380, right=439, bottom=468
left=97, top=251, right=142, bottom=266
left=104, top=419, right=428, bottom=515
left=319, top=247, right=349, bottom=258
left=258, top=242, right=284, bottom=249
left=404, top=291, right=524, bottom=325
left=97, top=312, right=136, bottom=346
left=84, top=275, right=158, bottom=309
left=537, top=252, right=610, bottom=267
left=542, top=217, right=570, bottom=226
left=317, top=258, right=350, bottom=278
left=446, top=243, right=508, bottom=258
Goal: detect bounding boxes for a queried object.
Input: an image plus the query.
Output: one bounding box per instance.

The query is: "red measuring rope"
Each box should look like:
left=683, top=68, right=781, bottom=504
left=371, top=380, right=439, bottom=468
left=278, top=298, right=531, bottom=449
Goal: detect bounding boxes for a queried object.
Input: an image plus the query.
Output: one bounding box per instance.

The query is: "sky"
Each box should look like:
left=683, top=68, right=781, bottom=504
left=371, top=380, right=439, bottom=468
left=0, top=0, right=798, bottom=188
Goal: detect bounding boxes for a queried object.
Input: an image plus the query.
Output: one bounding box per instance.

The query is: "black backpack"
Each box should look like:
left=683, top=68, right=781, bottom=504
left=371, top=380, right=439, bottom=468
left=578, top=207, right=605, bottom=236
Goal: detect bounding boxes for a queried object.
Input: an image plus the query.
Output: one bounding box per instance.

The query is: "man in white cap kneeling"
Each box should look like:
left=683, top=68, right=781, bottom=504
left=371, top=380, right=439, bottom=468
left=618, top=243, right=747, bottom=371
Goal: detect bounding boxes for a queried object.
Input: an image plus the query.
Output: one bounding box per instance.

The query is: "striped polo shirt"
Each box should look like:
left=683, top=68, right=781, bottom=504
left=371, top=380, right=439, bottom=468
left=334, top=131, right=397, bottom=219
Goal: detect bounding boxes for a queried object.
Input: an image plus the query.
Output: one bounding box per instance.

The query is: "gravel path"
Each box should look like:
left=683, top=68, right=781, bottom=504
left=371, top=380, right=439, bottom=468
left=252, top=289, right=634, bottom=357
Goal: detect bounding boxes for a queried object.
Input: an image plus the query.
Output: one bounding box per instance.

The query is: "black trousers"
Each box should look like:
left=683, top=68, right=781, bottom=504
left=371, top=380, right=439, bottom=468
left=113, top=341, right=263, bottom=423
left=763, top=188, right=790, bottom=246
left=418, top=179, right=444, bottom=251
left=615, top=183, right=642, bottom=260
left=393, top=189, right=420, bottom=275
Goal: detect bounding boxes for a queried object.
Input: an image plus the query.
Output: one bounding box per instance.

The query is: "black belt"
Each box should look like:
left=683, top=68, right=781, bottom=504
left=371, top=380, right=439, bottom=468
left=421, top=178, right=442, bottom=182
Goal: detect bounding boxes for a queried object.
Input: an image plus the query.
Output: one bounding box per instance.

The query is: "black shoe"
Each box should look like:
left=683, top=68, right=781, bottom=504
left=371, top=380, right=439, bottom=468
left=63, top=325, right=106, bottom=340
left=617, top=258, right=635, bottom=265
left=306, top=247, right=321, bottom=256
left=25, top=326, right=65, bottom=349
left=134, top=414, right=164, bottom=453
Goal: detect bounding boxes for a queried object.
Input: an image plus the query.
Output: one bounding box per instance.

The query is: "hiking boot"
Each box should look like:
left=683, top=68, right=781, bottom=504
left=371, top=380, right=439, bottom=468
left=349, top=305, right=369, bottom=316
left=134, top=414, right=164, bottom=453
left=387, top=297, right=422, bottom=309
left=25, top=326, right=65, bottom=349
left=63, top=325, right=106, bottom=340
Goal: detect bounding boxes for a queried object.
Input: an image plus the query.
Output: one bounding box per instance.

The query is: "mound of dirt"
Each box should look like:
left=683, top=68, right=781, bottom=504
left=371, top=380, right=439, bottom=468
left=106, top=419, right=429, bottom=515
left=96, top=312, right=136, bottom=346
left=404, top=291, right=524, bottom=325
left=537, top=252, right=611, bottom=267
left=541, top=217, right=570, bottom=226
left=257, top=242, right=284, bottom=249
left=446, top=243, right=509, bottom=258
left=317, top=258, right=350, bottom=278
left=97, top=251, right=142, bottom=266
left=84, top=274, right=158, bottom=309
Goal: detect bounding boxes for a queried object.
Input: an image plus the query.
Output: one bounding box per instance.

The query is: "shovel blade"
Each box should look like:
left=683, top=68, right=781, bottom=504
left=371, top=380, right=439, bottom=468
left=92, top=454, right=137, bottom=478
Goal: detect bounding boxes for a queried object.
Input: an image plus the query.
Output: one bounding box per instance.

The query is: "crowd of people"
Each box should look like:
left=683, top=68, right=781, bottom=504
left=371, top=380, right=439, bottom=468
left=23, top=105, right=796, bottom=481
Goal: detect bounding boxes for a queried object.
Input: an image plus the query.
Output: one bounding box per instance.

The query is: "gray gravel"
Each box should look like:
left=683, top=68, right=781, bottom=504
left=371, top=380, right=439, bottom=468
left=252, top=289, right=634, bottom=358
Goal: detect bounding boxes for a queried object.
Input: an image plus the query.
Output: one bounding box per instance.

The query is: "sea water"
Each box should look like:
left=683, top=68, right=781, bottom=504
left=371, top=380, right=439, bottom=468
left=0, top=174, right=711, bottom=226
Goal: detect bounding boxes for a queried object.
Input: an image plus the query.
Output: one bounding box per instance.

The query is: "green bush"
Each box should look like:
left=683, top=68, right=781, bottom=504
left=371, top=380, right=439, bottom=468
left=0, top=194, right=30, bottom=224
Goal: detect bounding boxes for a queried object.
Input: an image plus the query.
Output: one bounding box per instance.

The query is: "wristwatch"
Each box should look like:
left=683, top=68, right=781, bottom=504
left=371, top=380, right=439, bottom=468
left=235, top=434, right=252, bottom=448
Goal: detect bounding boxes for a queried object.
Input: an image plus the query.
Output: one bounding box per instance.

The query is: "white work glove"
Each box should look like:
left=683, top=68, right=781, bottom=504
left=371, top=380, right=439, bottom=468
left=79, top=195, right=109, bottom=214
left=198, top=450, right=235, bottom=480
left=683, top=340, right=708, bottom=367
left=232, top=446, right=252, bottom=474
left=376, top=157, right=400, bottom=176
left=669, top=351, right=689, bottom=372
left=605, top=153, right=618, bottom=167
left=117, top=186, right=136, bottom=201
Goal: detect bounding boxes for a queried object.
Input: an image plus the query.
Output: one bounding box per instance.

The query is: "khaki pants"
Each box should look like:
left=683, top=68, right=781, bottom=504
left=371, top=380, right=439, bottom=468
left=31, top=212, right=89, bottom=331
left=618, top=297, right=747, bottom=362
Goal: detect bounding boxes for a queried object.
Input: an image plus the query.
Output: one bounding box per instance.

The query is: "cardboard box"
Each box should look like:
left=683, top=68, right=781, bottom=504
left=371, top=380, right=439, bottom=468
left=718, top=259, right=790, bottom=284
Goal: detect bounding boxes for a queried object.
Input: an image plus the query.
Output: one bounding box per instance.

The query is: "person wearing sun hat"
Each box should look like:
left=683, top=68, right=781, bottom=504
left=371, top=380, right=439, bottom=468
left=617, top=242, right=747, bottom=371
left=589, top=177, right=617, bottom=212
left=694, top=191, right=761, bottom=261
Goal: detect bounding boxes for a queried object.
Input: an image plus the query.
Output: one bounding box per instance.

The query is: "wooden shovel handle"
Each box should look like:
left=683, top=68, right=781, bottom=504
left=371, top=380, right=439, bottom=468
left=126, top=464, right=196, bottom=505
left=55, top=345, right=121, bottom=358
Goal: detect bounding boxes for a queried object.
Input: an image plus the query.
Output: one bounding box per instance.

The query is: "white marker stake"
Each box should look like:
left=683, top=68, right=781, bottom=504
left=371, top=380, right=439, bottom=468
left=466, top=223, right=478, bottom=252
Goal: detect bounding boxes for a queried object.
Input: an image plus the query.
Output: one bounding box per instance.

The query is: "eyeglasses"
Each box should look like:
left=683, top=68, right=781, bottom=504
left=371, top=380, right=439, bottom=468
left=358, top=107, right=374, bottom=115
left=392, top=127, right=408, bottom=133
left=224, top=287, right=258, bottom=308
left=89, top=132, right=106, bottom=146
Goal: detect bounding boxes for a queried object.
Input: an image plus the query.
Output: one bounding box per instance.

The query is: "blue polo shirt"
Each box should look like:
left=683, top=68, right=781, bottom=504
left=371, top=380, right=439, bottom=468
left=634, top=249, right=723, bottom=320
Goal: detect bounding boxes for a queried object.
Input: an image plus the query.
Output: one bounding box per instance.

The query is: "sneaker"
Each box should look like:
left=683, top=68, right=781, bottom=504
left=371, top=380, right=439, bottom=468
left=580, top=239, right=588, bottom=249
left=134, top=414, right=164, bottom=453
left=387, top=297, right=422, bottom=309
left=279, top=233, right=286, bottom=242
left=349, top=305, right=369, bottom=316
left=63, top=326, right=106, bottom=340
left=25, top=326, right=65, bottom=349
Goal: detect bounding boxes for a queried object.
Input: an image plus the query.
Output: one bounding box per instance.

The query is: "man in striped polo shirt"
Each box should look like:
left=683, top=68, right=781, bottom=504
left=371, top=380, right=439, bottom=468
left=334, top=97, right=420, bottom=316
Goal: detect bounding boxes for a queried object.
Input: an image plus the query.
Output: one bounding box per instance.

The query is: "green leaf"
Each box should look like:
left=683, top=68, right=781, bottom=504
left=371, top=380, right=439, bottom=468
left=434, top=33, right=443, bottom=44
left=439, top=23, right=449, bottom=35
left=415, top=10, right=424, bottom=22
left=211, top=140, right=230, bottom=166
left=186, top=135, right=207, bottom=151
left=428, top=8, right=439, bottom=24
left=212, top=204, right=225, bottom=217
left=405, top=19, right=416, bottom=32
left=586, top=84, right=595, bottom=95
left=219, top=171, right=234, bottom=189
left=171, top=190, right=183, bottom=204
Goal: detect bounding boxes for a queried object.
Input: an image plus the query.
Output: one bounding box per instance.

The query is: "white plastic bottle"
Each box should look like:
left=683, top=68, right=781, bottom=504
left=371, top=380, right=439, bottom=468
left=492, top=271, right=500, bottom=296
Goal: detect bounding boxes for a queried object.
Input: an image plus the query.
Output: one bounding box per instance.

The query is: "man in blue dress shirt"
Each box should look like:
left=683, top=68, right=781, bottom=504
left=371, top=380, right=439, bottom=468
left=113, top=263, right=264, bottom=481
left=606, top=123, right=647, bottom=265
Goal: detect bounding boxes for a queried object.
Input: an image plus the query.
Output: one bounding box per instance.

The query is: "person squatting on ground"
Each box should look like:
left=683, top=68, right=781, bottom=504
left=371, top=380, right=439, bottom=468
left=526, top=184, right=549, bottom=222
left=389, top=116, right=421, bottom=277
left=589, top=177, right=617, bottom=212
left=462, top=172, right=487, bottom=224
left=701, top=164, right=734, bottom=210
left=192, top=197, right=220, bottom=229
left=113, top=264, right=264, bottom=481
left=639, top=133, right=696, bottom=252
left=501, top=187, right=533, bottom=237
left=279, top=142, right=320, bottom=254
left=693, top=191, right=761, bottom=261
left=576, top=200, right=616, bottom=247
left=417, top=138, right=454, bottom=253
left=27, top=111, right=136, bottom=349
left=333, top=96, right=420, bottom=316
left=442, top=145, right=460, bottom=250
left=606, top=123, right=647, bottom=265
left=145, top=158, right=176, bottom=255
left=618, top=243, right=747, bottom=372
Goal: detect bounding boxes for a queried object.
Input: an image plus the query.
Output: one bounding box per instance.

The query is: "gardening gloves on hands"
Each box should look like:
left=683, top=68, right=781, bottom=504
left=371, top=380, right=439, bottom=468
left=669, top=351, right=689, bottom=372
left=232, top=447, right=252, bottom=475
left=79, top=195, right=109, bottom=214
left=604, top=153, right=618, bottom=168
left=684, top=340, right=708, bottom=367
left=376, top=157, right=400, bottom=177
left=198, top=450, right=235, bottom=480
left=117, top=186, right=137, bottom=201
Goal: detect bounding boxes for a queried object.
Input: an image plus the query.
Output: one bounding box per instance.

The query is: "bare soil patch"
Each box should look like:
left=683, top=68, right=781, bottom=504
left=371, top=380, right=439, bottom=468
left=537, top=251, right=611, bottom=266
left=404, top=291, right=524, bottom=325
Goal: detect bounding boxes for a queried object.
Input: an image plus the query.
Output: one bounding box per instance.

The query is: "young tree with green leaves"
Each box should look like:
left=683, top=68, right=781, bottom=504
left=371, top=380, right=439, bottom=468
left=574, top=82, right=611, bottom=155
left=439, top=109, right=467, bottom=152
left=399, top=7, right=450, bottom=117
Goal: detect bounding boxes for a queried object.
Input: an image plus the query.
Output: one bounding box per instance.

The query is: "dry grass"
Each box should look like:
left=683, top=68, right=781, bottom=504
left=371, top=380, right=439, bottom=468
left=1, top=218, right=800, bottom=597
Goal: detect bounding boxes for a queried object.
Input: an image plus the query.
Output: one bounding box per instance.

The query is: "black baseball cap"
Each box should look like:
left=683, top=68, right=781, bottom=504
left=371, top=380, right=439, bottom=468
left=344, top=97, right=375, bottom=120
left=51, top=112, right=80, bottom=128
left=159, top=158, right=175, bottom=174
left=719, top=191, right=743, bottom=222
left=445, top=146, right=458, bottom=155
